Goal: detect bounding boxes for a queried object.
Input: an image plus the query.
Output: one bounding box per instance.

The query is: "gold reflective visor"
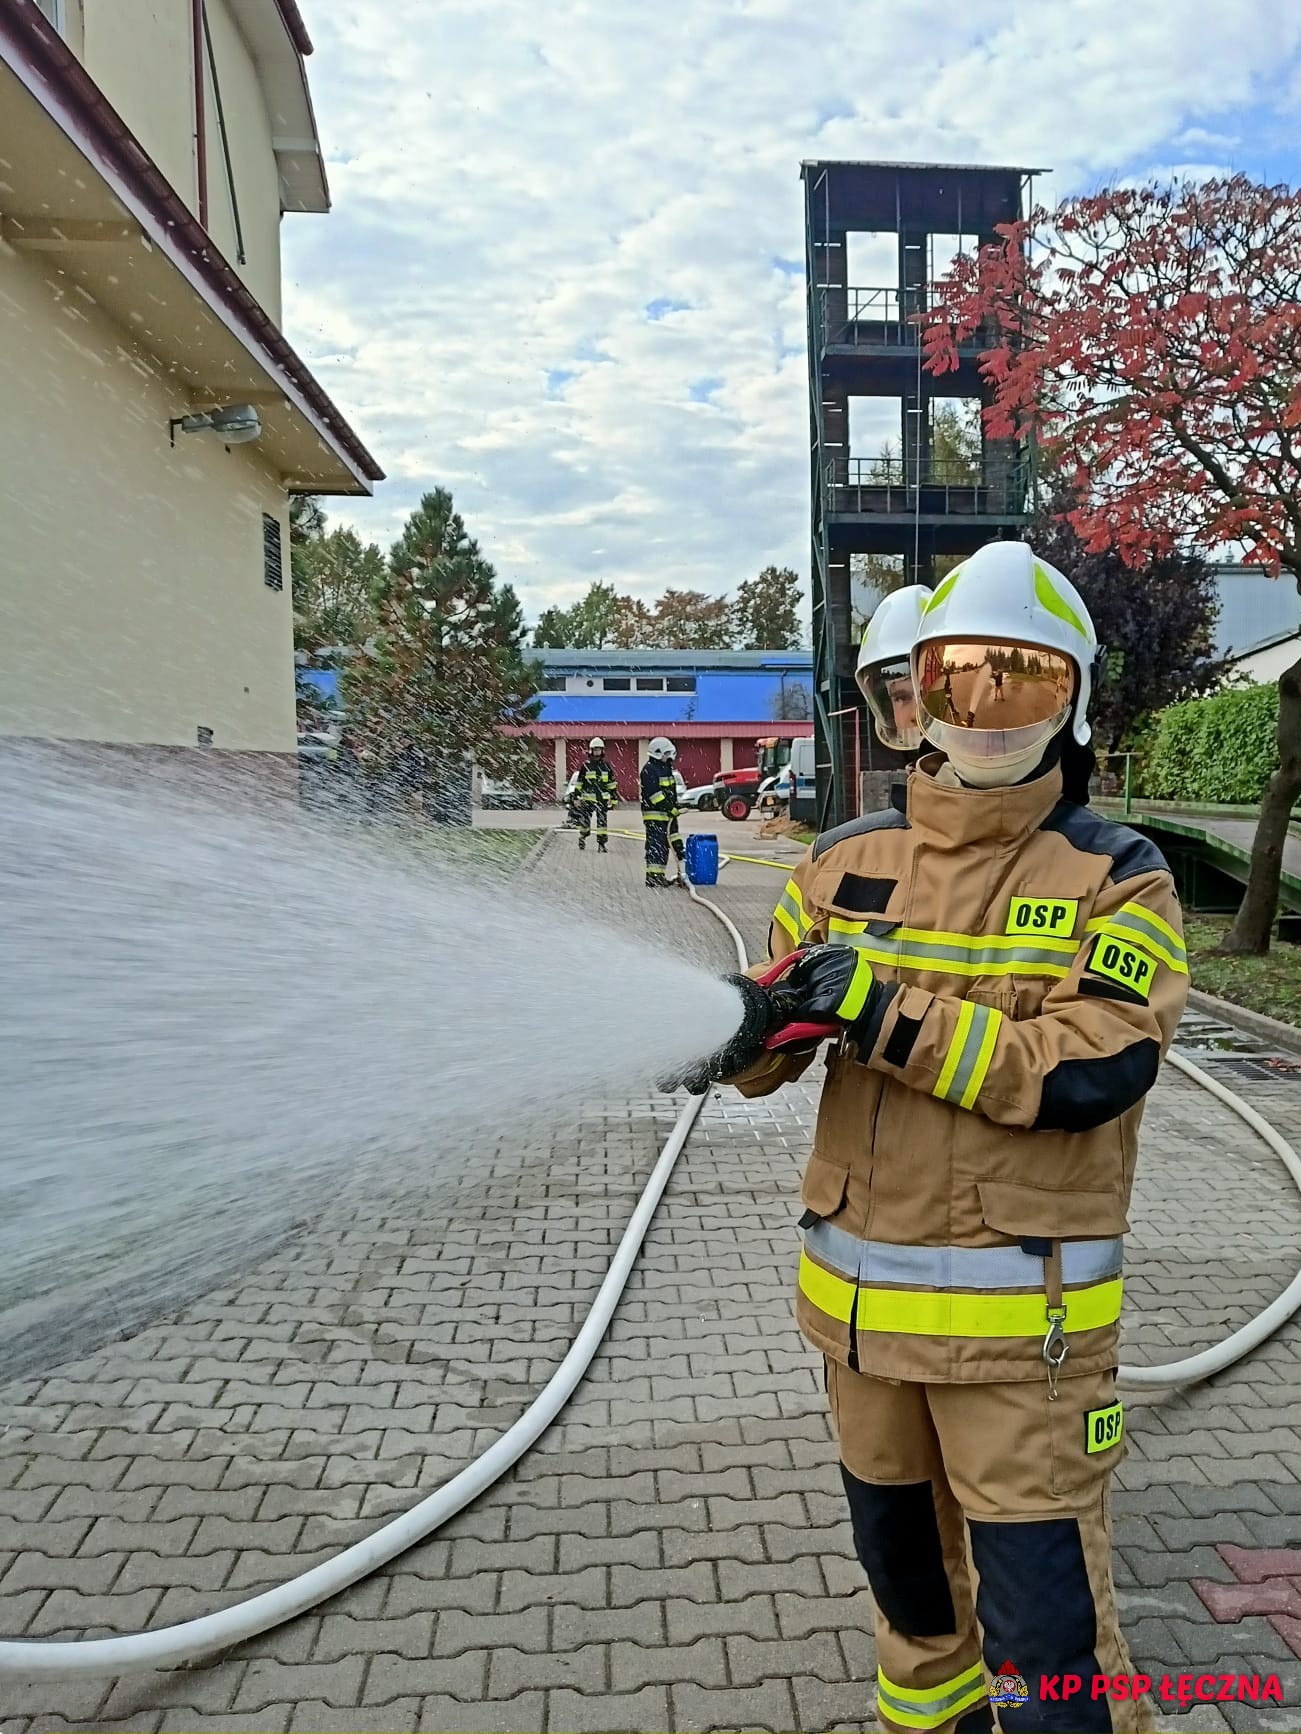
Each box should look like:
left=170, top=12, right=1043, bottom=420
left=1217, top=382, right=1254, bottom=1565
left=915, top=640, right=1075, bottom=735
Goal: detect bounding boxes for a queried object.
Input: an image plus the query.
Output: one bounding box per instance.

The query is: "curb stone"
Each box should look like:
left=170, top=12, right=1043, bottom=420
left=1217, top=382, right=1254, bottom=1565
left=1186, top=988, right=1301, bottom=1059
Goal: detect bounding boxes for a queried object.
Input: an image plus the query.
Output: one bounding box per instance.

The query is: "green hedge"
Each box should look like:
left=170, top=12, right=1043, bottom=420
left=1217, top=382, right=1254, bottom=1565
left=1138, top=683, right=1279, bottom=804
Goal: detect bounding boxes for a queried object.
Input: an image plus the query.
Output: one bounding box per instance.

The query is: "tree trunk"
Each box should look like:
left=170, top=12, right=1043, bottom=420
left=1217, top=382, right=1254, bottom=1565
left=1221, top=655, right=1301, bottom=954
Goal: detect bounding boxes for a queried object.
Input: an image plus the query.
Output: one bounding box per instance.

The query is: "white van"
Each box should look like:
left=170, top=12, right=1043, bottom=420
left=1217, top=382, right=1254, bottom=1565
left=786, top=736, right=816, bottom=822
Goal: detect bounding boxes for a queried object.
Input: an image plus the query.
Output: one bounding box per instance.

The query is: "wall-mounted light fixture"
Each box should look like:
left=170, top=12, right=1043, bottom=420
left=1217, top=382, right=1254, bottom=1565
left=169, top=403, right=262, bottom=447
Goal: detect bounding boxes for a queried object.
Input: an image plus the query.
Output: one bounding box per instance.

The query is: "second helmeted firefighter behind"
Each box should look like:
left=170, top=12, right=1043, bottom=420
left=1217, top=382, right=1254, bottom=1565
left=641, top=737, right=683, bottom=888
left=671, top=543, right=1190, bottom=1734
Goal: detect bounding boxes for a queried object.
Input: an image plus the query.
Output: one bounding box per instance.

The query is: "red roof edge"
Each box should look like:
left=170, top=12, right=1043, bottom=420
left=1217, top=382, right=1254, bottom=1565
left=273, top=0, right=314, bottom=57
left=2, top=0, right=381, bottom=486
left=511, top=722, right=816, bottom=739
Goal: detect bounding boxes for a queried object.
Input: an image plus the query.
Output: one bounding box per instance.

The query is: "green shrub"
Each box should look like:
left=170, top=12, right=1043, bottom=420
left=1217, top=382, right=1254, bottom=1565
left=1138, top=683, right=1279, bottom=804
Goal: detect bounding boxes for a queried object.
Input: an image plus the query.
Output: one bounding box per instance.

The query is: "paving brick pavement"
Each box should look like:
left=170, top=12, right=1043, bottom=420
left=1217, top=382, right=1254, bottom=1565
left=2, top=822, right=1301, bottom=1732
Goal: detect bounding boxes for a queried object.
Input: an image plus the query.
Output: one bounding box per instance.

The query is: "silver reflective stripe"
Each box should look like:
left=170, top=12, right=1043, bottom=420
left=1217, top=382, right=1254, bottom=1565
left=804, top=1219, right=1123, bottom=1289
left=943, top=1002, right=996, bottom=1105
left=827, top=927, right=1074, bottom=976
left=806, top=1218, right=871, bottom=1280
left=775, top=887, right=809, bottom=937
left=1105, top=906, right=1187, bottom=963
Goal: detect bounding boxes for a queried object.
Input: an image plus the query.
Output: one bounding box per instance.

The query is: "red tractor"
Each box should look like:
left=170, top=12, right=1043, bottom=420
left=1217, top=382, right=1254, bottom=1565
left=712, top=737, right=793, bottom=821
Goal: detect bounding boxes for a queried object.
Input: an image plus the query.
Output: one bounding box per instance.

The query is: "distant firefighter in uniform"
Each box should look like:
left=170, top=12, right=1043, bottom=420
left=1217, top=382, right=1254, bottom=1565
left=641, top=737, right=681, bottom=888
left=574, top=737, right=619, bottom=853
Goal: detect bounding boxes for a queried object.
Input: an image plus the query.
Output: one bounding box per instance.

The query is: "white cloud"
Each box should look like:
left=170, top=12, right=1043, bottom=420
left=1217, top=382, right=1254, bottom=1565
left=283, top=0, right=1301, bottom=615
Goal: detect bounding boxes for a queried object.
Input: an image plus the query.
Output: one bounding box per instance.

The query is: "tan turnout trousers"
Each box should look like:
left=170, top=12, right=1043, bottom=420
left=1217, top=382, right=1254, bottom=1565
left=828, top=1360, right=1154, bottom=1734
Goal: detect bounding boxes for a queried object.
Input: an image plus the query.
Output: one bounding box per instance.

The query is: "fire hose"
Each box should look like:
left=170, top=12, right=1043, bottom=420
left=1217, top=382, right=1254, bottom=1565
left=0, top=877, right=748, bottom=1679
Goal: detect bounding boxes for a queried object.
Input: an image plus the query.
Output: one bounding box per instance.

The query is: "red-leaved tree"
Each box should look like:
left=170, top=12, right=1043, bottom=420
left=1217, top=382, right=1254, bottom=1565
left=924, top=176, right=1301, bottom=953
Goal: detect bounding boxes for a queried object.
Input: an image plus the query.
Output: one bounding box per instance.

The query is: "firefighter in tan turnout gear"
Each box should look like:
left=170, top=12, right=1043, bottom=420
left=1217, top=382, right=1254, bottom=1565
left=672, top=543, right=1189, bottom=1734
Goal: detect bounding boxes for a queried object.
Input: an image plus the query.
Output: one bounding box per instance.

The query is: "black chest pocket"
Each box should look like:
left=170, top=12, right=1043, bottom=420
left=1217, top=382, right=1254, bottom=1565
left=825, top=871, right=897, bottom=917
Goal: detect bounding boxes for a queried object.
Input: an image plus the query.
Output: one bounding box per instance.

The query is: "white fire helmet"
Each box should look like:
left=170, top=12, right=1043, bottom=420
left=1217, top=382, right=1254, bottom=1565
left=855, top=585, right=933, bottom=750
left=648, top=737, right=676, bottom=761
left=911, top=542, right=1098, bottom=788
left=588, top=737, right=605, bottom=752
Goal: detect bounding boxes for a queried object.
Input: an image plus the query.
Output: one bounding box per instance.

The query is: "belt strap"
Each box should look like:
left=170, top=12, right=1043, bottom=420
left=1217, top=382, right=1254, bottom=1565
left=1043, top=1240, right=1068, bottom=1399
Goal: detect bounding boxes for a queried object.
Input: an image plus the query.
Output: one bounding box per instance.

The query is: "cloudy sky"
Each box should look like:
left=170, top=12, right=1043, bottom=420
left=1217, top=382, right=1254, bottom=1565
left=281, top=0, right=1301, bottom=622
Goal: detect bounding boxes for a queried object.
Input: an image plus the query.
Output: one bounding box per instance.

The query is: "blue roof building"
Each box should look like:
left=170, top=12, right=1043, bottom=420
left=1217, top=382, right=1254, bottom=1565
left=528, top=648, right=814, bottom=794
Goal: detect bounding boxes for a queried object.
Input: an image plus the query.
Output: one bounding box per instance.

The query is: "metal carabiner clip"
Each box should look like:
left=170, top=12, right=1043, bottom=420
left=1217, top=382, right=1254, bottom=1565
left=1042, top=1307, right=1069, bottom=1401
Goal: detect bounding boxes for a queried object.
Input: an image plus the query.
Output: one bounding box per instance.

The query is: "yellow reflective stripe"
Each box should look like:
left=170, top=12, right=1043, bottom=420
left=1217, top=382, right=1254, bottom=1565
left=923, top=568, right=961, bottom=614
left=774, top=878, right=813, bottom=944
left=902, top=923, right=1078, bottom=955
left=879, top=1663, right=986, bottom=1709
left=834, top=920, right=1076, bottom=956
left=799, top=1249, right=855, bottom=1322
left=1085, top=919, right=1185, bottom=975
left=1086, top=911, right=1188, bottom=974
left=960, top=1006, right=1002, bottom=1110
left=828, top=923, right=1076, bottom=979
left=1034, top=559, right=1090, bottom=643
left=773, top=902, right=801, bottom=943
left=936, top=1002, right=999, bottom=1107
left=1119, top=900, right=1184, bottom=953
left=860, top=1278, right=1123, bottom=1338
left=798, top=1256, right=1124, bottom=1338
left=878, top=1663, right=988, bottom=1728
left=933, top=1001, right=975, bottom=1101
left=826, top=905, right=1182, bottom=984
left=878, top=1681, right=988, bottom=1730
left=842, top=943, right=1074, bottom=979
left=836, top=952, right=876, bottom=1023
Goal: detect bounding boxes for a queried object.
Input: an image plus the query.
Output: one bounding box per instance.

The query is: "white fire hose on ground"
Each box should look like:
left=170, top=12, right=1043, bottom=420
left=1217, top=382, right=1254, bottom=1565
left=0, top=880, right=746, bottom=1679
left=1121, top=1046, right=1301, bottom=1387
left=1, top=877, right=1298, bottom=1678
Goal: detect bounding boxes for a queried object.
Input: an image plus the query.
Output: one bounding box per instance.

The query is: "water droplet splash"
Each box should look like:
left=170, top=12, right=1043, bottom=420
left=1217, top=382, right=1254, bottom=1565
left=0, top=748, right=743, bottom=1366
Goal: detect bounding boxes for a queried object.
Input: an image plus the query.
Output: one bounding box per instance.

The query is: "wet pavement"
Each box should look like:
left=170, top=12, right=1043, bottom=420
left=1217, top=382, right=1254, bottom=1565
left=3, top=822, right=1301, bottom=1732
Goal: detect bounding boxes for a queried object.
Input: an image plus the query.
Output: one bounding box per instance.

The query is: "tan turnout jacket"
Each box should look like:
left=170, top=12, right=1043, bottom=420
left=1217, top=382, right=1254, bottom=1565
left=734, top=756, right=1189, bottom=1383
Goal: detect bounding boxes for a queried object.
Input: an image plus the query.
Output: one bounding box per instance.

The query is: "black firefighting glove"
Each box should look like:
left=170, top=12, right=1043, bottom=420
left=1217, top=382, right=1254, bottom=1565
left=778, top=944, right=884, bottom=1050
left=659, top=972, right=787, bottom=1095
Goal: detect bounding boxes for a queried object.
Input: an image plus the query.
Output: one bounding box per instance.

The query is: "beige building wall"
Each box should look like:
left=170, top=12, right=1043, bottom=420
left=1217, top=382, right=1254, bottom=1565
left=82, top=1, right=196, bottom=216
left=50, top=0, right=88, bottom=58
left=199, top=0, right=283, bottom=323
left=0, top=238, right=296, bottom=754
left=81, top=0, right=282, bottom=324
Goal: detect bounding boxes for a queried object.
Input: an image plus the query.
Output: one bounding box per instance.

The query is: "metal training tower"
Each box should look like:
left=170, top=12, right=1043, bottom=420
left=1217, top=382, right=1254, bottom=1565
left=802, top=159, right=1040, bottom=829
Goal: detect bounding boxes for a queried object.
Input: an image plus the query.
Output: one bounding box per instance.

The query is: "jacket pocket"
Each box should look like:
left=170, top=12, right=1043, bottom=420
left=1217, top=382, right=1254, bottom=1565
left=806, top=862, right=903, bottom=926
left=1049, top=1367, right=1127, bottom=1499
left=977, top=1178, right=1129, bottom=1241
left=966, top=979, right=1020, bottom=1020
left=801, top=1151, right=850, bottom=1218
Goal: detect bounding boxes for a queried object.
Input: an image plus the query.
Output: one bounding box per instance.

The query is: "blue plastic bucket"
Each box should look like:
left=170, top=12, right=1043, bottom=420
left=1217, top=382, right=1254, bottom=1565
left=685, top=832, right=719, bottom=886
